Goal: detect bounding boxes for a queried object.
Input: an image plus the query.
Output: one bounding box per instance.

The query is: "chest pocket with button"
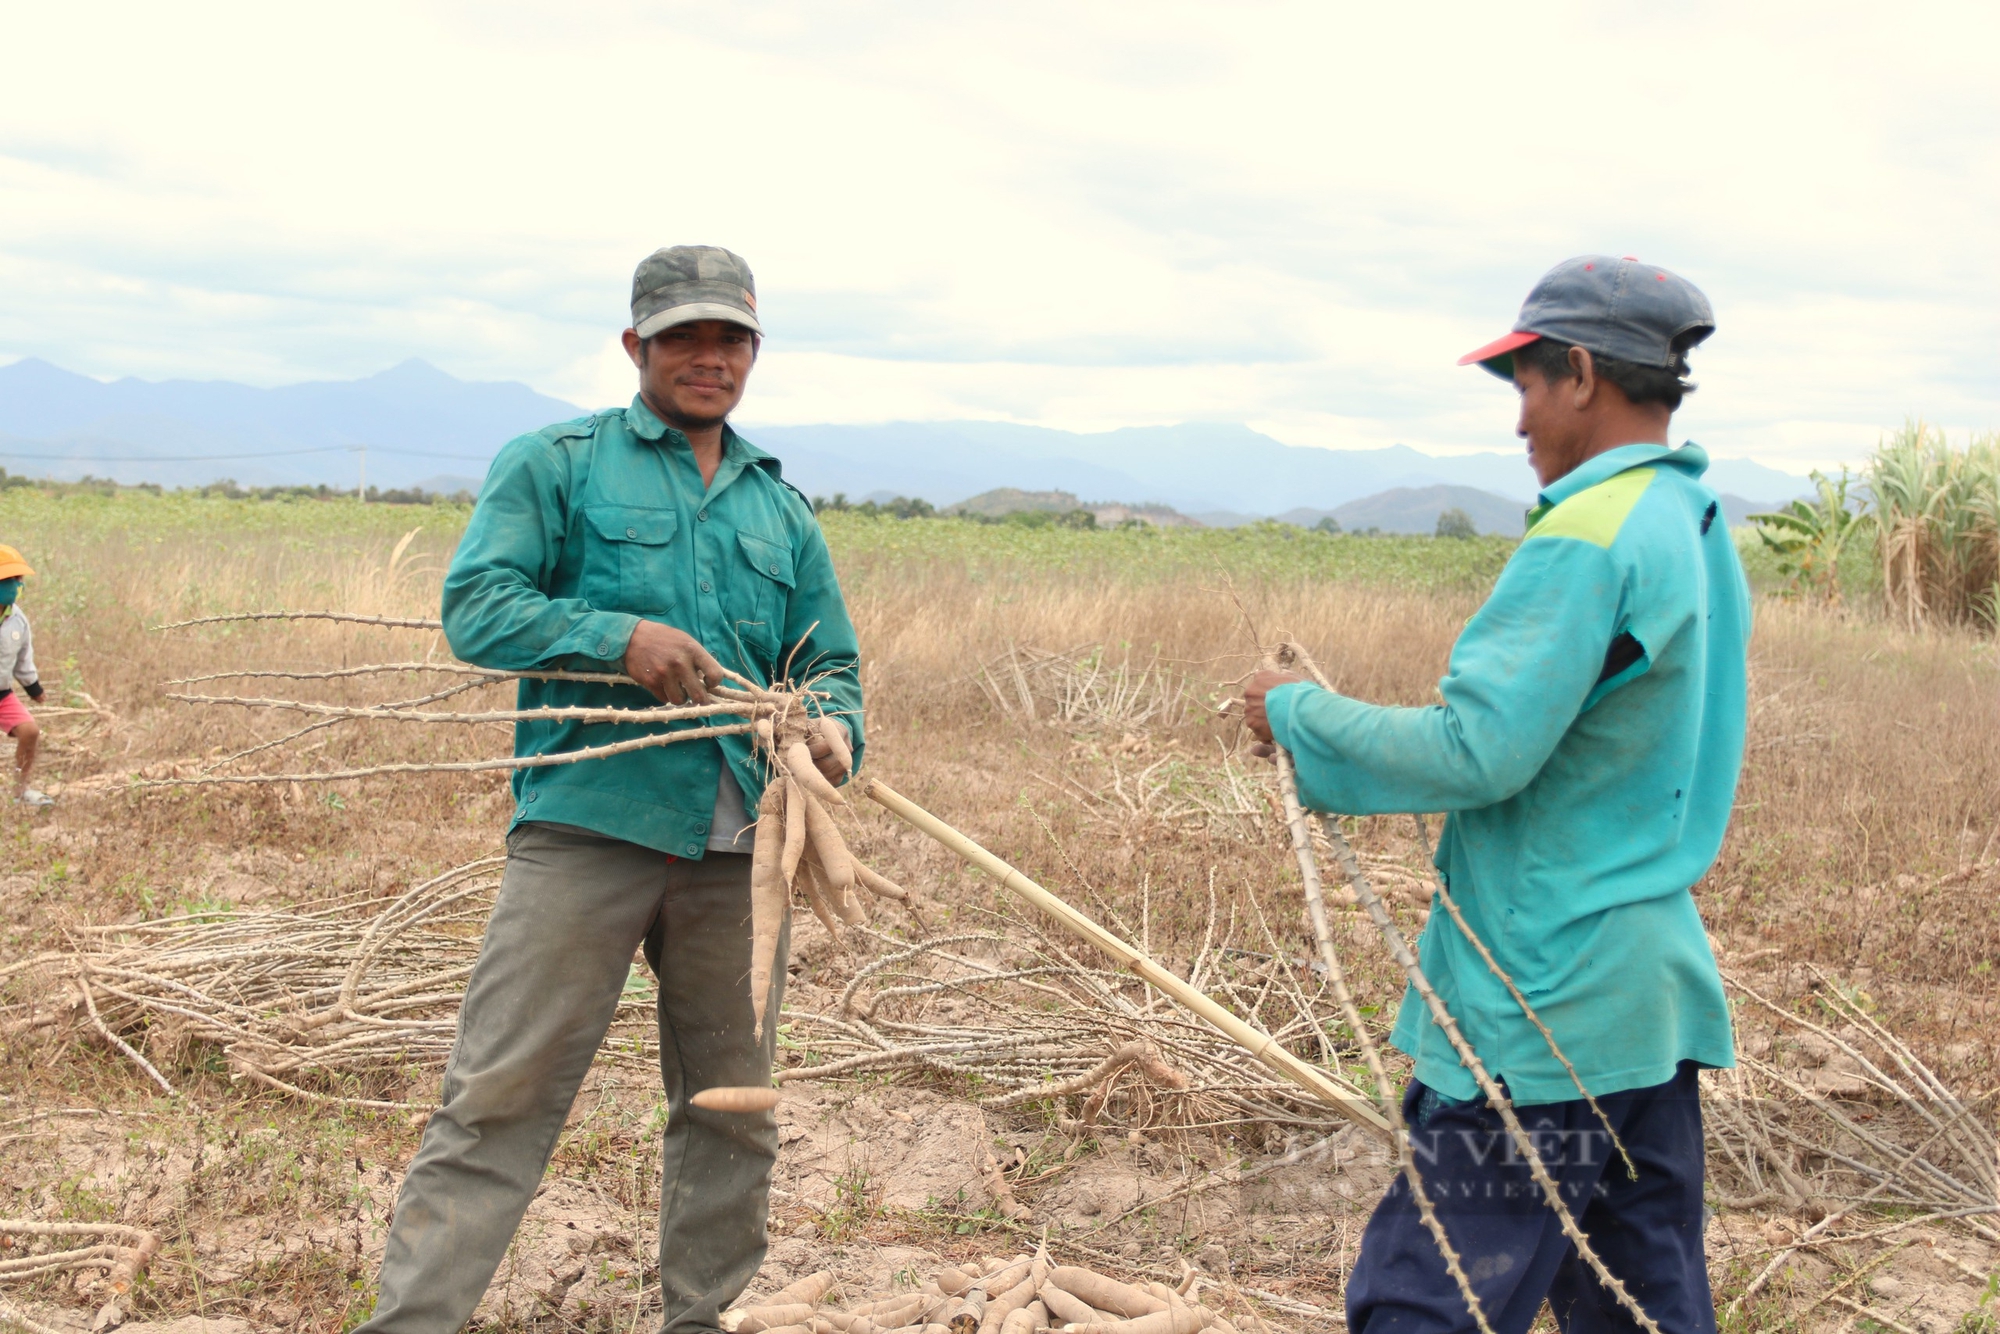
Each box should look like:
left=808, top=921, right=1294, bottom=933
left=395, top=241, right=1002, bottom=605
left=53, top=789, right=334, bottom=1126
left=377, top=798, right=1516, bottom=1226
left=581, top=505, right=679, bottom=616
left=732, top=530, right=796, bottom=665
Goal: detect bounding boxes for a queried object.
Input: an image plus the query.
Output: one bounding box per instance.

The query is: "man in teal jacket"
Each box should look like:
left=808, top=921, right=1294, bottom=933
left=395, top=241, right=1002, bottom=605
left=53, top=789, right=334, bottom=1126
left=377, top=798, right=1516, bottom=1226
left=361, top=246, right=862, bottom=1334
left=1247, top=257, right=1747, bottom=1332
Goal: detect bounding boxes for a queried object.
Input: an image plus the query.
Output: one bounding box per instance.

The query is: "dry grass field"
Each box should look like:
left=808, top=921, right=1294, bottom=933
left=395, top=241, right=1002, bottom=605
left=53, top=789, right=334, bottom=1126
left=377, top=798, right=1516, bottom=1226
left=0, top=489, right=1995, bottom=1333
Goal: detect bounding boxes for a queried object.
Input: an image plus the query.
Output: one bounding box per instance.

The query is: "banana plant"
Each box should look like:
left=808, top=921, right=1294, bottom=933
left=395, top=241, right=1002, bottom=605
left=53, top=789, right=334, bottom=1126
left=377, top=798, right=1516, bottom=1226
left=1751, top=470, right=1872, bottom=605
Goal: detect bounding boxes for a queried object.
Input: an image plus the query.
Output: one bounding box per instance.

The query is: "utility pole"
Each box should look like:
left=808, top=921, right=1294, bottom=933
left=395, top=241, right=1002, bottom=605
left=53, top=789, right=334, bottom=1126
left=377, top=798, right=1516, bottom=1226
left=357, top=444, right=368, bottom=503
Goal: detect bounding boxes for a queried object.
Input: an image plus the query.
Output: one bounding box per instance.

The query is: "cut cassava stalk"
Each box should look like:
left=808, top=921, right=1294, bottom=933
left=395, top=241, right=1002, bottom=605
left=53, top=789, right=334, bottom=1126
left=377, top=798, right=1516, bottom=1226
left=1315, top=809, right=1663, bottom=1334
left=166, top=662, right=645, bottom=686
left=0, top=1218, right=161, bottom=1328
left=154, top=609, right=446, bottom=631
left=1263, top=641, right=1492, bottom=1332
left=858, top=777, right=1389, bottom=1137
left=137, top=721, right=756, bottom=786
left=1410, top=811, right=1637, bottom=1181
left=164, top=692, right=761, bottom=727
left=1275, top=639, right=1631, bottom=1158
left=690, top=1086, right=782, bottom=1113
left=1268, top=640, right=1660, bottom=1333
left=1271, top=749, right=1492, bottom=1334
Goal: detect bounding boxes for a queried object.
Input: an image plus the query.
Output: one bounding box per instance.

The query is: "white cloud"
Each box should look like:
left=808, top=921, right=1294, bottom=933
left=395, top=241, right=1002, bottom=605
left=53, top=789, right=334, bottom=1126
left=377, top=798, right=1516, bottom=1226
left=1, top=0, right=1995, bottom=471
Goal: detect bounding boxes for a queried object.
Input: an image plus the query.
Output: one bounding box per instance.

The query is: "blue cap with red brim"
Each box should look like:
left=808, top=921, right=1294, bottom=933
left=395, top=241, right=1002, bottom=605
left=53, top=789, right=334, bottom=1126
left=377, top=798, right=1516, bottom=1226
left=1457, top=330, right=1542, bottom=378
left=1458, top=256, right=1714, bottom=380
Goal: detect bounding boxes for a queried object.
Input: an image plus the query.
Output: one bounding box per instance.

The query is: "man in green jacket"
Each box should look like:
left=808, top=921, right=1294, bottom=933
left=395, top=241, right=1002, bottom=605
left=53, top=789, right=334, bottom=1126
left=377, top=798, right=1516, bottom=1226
left=360, top=246, right=862, bottom=1334
left=1246, top=257, right=1747, bottom=1332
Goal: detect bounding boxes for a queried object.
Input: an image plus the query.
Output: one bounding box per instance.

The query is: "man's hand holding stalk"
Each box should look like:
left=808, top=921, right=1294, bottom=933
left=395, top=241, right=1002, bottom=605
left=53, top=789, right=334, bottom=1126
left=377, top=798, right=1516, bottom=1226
left=1242, top=669, right=1303, bottom=758
left=623, top=620, right=852, bottom=786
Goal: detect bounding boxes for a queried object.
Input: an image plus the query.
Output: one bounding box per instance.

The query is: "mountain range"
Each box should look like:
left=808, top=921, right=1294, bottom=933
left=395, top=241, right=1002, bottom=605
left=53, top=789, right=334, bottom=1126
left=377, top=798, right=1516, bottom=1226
left=0, top=357, right=1813, bottom=515
left=0, top=357, right=577, bottom=493
left=740, top=420, right=1808, bottom=515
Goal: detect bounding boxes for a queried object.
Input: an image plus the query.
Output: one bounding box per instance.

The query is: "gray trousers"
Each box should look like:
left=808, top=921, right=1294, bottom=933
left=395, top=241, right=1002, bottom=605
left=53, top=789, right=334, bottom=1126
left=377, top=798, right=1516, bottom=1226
left=359, top=823, right=786, bottom=1334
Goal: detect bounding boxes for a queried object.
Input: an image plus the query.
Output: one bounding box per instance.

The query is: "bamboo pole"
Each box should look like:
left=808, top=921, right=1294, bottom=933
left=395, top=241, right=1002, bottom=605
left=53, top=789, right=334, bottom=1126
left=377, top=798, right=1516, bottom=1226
left=861, top=777, right=1391, bottom=1138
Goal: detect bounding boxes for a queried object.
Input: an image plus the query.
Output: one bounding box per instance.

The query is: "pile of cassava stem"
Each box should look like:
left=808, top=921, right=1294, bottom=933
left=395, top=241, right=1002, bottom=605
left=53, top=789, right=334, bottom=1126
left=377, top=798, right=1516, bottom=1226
left=722, top=1250, right=1268, bottom=1334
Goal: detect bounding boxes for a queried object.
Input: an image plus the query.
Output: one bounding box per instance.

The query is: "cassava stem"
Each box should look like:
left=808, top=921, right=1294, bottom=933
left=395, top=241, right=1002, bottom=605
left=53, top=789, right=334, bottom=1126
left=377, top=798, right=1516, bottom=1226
left=859, top=777, right=1388, bottom=1135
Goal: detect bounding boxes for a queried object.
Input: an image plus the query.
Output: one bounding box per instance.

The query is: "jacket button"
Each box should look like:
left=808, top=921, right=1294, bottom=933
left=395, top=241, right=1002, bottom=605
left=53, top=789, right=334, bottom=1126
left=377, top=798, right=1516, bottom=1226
left=685, top=842, right=701, bottom=856
left=527, top=791, right=538, bottom=803
left=700, top=580, right=712, bottom=593
left=769, top=563, right=780, bottom=575
left=626, top=527, right=639, bottom=539
left=597, top=642, right=610, bottom=655
left=697, top=510, right=709, bottom=522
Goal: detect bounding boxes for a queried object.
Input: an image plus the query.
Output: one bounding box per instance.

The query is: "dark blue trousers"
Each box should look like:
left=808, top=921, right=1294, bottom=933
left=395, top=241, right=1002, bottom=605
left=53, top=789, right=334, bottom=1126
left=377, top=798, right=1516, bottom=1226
left=1346, top=1061, right=1713, bottom=1334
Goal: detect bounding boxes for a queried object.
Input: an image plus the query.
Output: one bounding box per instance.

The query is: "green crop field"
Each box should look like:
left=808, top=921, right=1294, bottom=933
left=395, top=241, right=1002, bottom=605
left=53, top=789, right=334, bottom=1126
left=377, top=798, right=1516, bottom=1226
left=819, top=511, right=1517, bottom=591
left=0, top=487, right=1522, bottom=607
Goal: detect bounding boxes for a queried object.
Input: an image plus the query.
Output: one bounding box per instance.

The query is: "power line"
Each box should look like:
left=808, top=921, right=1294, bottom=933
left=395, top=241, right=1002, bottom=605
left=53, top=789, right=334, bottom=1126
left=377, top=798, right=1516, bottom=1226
left=0, top=444, right=496, bottom=464
left=0, top=445, right=352, bottom=463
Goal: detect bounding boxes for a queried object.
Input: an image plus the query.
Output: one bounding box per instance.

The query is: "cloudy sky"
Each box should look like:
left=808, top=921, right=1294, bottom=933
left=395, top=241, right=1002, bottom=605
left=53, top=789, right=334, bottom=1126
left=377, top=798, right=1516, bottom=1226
left=2, top=1, right=1995, bottom=471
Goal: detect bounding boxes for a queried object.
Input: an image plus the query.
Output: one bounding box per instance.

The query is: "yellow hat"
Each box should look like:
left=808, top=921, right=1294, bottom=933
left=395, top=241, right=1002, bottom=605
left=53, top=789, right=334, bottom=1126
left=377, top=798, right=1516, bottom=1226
left=0, top=546, right=34, bottom=581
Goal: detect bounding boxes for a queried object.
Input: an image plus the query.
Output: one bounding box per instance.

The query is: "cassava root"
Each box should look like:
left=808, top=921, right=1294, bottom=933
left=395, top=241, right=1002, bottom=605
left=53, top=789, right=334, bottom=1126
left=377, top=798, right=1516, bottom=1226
left=746, top=709, right=914, bottom=1036
left=726, top=1252, right=1268, bottom=1334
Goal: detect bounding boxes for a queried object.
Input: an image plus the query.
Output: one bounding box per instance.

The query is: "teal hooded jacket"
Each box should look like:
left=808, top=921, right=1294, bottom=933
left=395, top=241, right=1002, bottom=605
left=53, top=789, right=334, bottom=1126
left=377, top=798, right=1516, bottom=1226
left=442, top=396, right=863, bottom=858
left=1267, top=442, right=1748, bottom=1103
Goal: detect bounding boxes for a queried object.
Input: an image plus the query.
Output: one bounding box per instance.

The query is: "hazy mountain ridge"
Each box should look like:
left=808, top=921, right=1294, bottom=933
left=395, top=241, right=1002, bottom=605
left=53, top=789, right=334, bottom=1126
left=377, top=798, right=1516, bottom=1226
left=0, top=357, right=581, bottom=490
left=719, top=421, right=1812, bottom=516
left=748, top=419, right=1557, bottom=513
left=0, top=358, right=1813, bottom=512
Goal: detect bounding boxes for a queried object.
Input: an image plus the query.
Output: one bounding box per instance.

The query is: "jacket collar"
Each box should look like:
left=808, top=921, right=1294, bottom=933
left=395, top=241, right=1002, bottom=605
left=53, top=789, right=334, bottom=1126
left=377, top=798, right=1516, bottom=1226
left=622, top=395, right=781, bottom=489
left=1536, top=441, right=1708, bottom=509
left=625, top=395, right=774, bottom=458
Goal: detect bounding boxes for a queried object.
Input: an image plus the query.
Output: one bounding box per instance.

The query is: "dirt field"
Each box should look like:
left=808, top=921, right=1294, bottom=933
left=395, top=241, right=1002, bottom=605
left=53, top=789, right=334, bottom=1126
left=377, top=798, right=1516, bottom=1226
left=1, top=492, right=1995, bottom=1332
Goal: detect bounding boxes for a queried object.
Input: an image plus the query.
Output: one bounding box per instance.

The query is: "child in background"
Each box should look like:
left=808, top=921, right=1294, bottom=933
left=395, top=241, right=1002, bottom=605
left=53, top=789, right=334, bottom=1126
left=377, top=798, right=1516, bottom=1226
left=0, top=545, right=51, bottom=807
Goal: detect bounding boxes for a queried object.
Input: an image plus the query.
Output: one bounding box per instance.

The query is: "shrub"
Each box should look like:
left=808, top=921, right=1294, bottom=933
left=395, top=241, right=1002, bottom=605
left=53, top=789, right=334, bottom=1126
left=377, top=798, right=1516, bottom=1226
left=1434, top=508, right=1477, bottom=539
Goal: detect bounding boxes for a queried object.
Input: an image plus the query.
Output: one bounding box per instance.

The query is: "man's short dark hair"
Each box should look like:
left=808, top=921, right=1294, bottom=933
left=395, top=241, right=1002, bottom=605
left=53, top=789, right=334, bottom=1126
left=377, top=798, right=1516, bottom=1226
left=1518, top=335, right=1698, bottom=412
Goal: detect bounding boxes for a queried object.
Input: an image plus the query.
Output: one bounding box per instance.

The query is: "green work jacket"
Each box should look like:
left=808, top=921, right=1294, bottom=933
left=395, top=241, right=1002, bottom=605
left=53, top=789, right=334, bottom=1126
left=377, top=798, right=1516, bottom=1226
left=1268, top=442, right=1747, bottom=1104
left=441, top=396, right=864, bottom=857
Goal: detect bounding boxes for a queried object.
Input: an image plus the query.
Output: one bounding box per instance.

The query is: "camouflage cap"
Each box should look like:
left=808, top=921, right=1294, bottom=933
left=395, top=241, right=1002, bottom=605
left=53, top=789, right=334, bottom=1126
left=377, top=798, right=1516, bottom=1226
left=631, top=245, right=761, bottom=338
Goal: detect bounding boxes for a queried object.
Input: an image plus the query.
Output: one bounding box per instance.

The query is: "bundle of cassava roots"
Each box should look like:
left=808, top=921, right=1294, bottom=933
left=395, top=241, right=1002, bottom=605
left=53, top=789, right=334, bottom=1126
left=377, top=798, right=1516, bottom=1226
left=721, top=1249, right=1265, bottom=1334
left=745, top=691, right=913, bottom=1043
